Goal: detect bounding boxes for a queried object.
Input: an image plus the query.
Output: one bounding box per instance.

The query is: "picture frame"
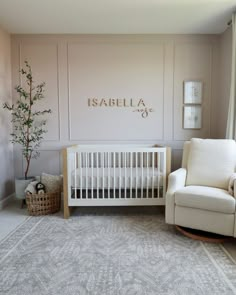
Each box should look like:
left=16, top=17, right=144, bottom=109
left=183, top=105, right=202, bottom=129
left=184, top=81, right=202, bottom=104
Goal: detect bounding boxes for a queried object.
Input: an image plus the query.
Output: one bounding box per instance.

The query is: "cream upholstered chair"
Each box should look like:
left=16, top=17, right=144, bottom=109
left=165, top=138, right=236, bottom=237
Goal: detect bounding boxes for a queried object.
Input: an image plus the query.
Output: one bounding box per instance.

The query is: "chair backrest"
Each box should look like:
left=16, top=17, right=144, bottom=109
left=183, top=138, right=236, bottom=190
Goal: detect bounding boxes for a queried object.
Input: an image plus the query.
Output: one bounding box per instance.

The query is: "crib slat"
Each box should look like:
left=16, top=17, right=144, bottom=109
left=124, top=152, right=127, bottom=199
left=152, top=152, right=154, bottom=198
left=130, top=152, right=133, bottom=198
left=86, top=152, right=88, bottom=199
left=74, top=152, right=77, bottom=199
left=97, top=152, right=99, bottom=198
left=146, top=152, right=149, bottom=198
left=119, top=152, right=121, bottom=199
left=79, top=152, right=82, bottom=199
left=107, top=152, right=110, bottom=199
left=113, top=153, right=116, bottom=198
left=102, top=152, right=105, bottom=199
left=135, top=152, right=138, bottom=199
left=158, top=152, right=160, bottom=198
left=141, top=152, right=143, bottom=198
left=91, top=152, right=94, bottom=199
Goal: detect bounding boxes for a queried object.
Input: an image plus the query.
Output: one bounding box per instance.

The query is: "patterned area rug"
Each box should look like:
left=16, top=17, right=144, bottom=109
left=0, top=209, right=236, bottom=295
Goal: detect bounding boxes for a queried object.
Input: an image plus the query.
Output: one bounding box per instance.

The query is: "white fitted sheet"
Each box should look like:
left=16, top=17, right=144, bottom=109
left=71, top=167, right=163, bottom=189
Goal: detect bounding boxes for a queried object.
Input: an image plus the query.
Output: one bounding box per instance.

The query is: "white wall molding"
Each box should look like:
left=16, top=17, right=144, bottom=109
left=19, top=42, right=60, bottom=141
left=67, top=41, right=165, bottom=141
left=11, top=34, right=222, bottom=175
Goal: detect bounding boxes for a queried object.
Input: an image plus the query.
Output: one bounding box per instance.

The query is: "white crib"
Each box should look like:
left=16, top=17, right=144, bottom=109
left=63, top=145, right=171, bottom=218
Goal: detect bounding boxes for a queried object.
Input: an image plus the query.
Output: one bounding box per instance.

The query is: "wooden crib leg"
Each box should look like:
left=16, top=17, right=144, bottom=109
left=63, top=148, right=70, bottom=219
left=64, top=202, right=70, bottom=219
left=63, top=183, right=71, bottom=219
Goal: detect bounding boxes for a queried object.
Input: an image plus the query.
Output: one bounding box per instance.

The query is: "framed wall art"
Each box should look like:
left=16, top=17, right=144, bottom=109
left=184, top=81, right=202, bottom=104
left=183, top=105, right=202, bottom=129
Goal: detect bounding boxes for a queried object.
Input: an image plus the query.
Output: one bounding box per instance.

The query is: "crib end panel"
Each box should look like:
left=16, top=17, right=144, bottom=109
left=165, top=147, right=172, bottom=188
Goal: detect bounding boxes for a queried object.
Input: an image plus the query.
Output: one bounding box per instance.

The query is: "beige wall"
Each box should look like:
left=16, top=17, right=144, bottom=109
left=0, top=27, right=14, bottom=202
left=217, top=27, right=232, bottom=138
left=11, top=34, right=222, bottom=175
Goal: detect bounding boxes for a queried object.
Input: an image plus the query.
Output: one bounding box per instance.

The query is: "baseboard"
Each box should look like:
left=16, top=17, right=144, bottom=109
left=0, top=193, right=15, bottom=210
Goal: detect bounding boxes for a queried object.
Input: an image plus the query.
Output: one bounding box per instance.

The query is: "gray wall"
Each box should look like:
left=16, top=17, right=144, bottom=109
left=10, top=34, right=228, bottom=177
left=0, top=26, right=14, bottom=202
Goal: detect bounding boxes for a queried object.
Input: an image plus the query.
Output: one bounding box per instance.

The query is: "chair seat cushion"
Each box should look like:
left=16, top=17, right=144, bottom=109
left=175, top=186, right=235, bottom=214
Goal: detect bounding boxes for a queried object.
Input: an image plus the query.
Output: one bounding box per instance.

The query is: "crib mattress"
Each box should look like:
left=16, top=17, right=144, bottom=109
left=71, top=167, right=163, bottom=189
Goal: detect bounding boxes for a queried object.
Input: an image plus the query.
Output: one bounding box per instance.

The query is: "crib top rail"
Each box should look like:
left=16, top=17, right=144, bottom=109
left=66, top=144, right=167, bottom=153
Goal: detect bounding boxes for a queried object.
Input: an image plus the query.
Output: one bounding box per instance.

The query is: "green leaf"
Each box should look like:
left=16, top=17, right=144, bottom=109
left=2, top=61, right=52, bottom=179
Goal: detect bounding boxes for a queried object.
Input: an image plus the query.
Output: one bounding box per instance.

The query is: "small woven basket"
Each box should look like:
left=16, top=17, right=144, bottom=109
left=26, top=192, right=61, bottom=216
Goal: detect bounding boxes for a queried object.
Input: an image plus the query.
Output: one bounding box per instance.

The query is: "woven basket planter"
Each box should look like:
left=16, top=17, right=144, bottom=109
left=26, top=192, right=61, bottom=216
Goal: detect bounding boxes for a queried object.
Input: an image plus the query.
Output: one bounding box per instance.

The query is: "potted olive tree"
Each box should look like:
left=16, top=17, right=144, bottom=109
left=3, top=61, right=51, bottom=200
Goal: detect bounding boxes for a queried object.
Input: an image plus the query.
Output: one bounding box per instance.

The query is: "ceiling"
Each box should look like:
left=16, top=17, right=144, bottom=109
left=0, top=0, right=235, bottom=34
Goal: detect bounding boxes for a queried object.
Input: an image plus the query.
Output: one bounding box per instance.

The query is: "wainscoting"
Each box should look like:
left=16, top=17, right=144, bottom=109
left=11, top=34, right=222, bottom=177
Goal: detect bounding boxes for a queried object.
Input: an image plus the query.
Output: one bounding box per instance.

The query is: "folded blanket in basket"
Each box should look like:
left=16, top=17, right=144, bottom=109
left=25, top=181, right=39, bottom=194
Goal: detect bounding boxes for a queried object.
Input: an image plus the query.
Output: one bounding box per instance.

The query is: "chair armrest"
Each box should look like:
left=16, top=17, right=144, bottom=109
left=165, top=168, right=187, bottom=224
left=167, top=168, right=187, bottom=193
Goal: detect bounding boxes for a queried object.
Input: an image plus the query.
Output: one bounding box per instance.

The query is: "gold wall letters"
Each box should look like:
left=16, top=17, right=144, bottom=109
left=87, top=98, right=153, bottom=118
